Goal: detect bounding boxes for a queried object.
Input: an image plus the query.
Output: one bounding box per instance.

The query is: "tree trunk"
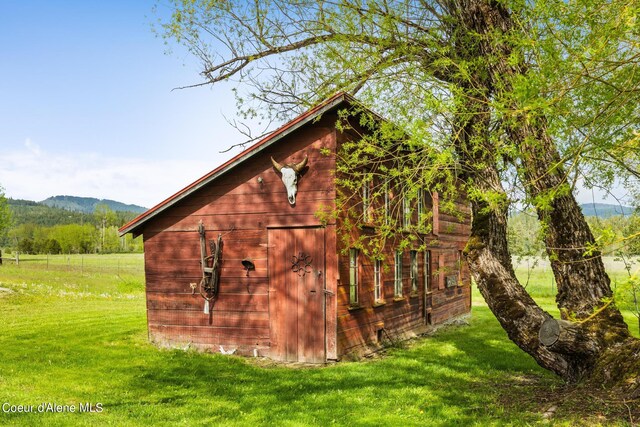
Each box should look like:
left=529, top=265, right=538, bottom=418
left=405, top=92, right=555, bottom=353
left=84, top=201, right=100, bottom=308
left=451, top=90, right=572, bottom=378
left=509, top=117, right=624, bottom=314
left=539, top=318, right=597, bottom=356
left=446, top=0, right=638, bottom=388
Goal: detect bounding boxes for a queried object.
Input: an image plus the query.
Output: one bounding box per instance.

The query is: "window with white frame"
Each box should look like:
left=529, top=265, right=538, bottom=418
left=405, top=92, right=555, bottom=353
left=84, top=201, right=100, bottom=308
left=362, top=181, right=371, bottom=223
left=384, top=180, right=390, bottom=226
left=394, top=251, right=403, bottom=297
left=374, top=259, right=383, bottom=302
left=457, top=250, right=463, bottom=285
left=424, top=250, right=431, bottom=292
left=410, top=250, right=418, bottom=293
left=403, top=195, right=411, bottom=229
left=417, top=189, right=424, bottom=224
left=421, top=190, right=435, bottom=233
left=349, top=248, right=359, bottom=305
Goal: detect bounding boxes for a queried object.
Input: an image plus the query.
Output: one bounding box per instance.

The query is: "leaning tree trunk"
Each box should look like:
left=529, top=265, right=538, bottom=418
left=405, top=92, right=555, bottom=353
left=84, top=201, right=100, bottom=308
left=507, top=119, right=634, bottom=377
left=446, top=0, right=640, bottom=393
left=452, top=89, right=572, bottom=378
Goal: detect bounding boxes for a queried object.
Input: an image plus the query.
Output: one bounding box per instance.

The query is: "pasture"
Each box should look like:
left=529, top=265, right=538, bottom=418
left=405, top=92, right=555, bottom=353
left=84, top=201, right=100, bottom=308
left=0, top=254, right=637, bottom=426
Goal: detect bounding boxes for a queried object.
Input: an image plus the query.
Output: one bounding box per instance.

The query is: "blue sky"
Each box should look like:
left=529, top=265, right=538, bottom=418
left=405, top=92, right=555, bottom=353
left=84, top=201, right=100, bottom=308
left=0, top=1, right=250, bottom=207
left=0, top=1, right=628, bottom=209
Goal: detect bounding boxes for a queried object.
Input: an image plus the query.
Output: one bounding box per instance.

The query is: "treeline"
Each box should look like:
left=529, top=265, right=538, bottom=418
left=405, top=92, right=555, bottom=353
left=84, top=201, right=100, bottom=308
left=508, top=211, right=640, bottom=258
left=2, top=201, right=143, bottom=254
left=5, top=223, right=142, bottom=254
left=8, top=198, right=139, bottom=227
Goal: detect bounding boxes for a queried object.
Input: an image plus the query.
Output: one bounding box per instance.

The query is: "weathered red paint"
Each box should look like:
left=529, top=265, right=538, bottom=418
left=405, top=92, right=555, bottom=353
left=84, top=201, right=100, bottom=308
left=119, top=94, right=471, bottom=362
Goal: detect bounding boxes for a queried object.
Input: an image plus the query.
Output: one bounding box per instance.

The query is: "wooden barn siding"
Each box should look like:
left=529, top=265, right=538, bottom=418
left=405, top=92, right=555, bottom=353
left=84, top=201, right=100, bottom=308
left=325, top=223, right=339, bottom=360
left=430, top=287, right=471, bottom=324
left=336, top=250, right=426, bottom=356
left=430, top=196, right=472, bottom=324
left=141, top=115, right=339, bottom=356
left=335, top=197, right=471, bottom=358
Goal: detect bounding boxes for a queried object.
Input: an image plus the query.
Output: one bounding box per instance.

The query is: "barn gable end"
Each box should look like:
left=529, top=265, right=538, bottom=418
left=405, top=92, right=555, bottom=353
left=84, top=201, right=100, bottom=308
left=120, top=93, right=471, bottom=361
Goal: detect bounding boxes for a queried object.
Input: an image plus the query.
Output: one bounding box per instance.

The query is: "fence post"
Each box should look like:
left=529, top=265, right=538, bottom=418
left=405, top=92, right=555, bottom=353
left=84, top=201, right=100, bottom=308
left=0, top=249, right=2, bottom=265
left=16, top=252, right=19, bottom=266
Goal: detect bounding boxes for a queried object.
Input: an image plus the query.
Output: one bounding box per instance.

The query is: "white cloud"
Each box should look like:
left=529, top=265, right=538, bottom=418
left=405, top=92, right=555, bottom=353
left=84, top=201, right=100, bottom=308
left=24, top=138, right=42, bottom=156
left=2, top=141, right=631, bottom=210
left=0, top=144, right=221, bottom=208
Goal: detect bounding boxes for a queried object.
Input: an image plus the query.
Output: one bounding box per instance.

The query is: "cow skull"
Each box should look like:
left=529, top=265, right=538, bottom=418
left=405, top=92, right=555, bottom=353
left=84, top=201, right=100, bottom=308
left=271, top=155, right=308, bottom=205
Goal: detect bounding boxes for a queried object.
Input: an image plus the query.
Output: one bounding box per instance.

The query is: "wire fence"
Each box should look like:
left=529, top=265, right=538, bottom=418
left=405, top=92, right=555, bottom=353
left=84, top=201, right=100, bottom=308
left=0, top=252, right=145, bottom=277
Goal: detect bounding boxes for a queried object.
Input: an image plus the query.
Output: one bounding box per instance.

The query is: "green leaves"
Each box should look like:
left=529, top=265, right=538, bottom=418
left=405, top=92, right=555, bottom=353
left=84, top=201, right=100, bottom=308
left=614, top=272, right=640, bottom=329
left=0, top=185, right=12, bottom=240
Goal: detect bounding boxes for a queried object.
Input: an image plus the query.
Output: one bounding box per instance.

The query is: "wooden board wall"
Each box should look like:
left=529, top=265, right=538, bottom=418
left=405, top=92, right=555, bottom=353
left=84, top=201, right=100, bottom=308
left=335, top=225, right=471, bottom=357
left=139, top=105, right=471, bottom=362
left=141, top=114, right=339, bottom=357
left=333, top=125, right=472, bottom=358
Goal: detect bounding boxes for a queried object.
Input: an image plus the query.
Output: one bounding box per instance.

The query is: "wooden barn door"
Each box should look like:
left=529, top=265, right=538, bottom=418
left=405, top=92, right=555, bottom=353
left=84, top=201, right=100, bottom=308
left=268, top=227, right=326, bottom=363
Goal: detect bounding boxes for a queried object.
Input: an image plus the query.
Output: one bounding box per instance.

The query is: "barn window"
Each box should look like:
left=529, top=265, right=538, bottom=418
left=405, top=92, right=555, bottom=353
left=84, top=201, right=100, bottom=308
left=420, top=190, right=434, bottom=233
left=362, top=180, right=372, bottom=223
left=403, top=195, right=412, bottom=229
left=410, top=250, right=418, bottom=294
left=394, top=251, right=403, bottom=298
left=349, top=248, right=359, bottom=305
left=432, top=191, right=440, bottom=236
left=384, top=180, right=391, bottom=226
left=374, top=259, right=383, bottom=302
left=424, top=250, right=432, bottom=292
left=457, top=250, right=463, bottom=286
left=418, top=189, right=431, bottom=232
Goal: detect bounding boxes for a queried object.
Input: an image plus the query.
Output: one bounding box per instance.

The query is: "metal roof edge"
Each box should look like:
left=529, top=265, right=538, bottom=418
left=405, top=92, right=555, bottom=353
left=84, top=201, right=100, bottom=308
left=119, top=92, right=354, bottom=237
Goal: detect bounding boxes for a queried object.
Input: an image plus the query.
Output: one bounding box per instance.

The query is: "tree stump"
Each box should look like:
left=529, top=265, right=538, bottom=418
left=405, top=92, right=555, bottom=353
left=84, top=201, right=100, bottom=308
left=539, top=318, right=597, bottom=357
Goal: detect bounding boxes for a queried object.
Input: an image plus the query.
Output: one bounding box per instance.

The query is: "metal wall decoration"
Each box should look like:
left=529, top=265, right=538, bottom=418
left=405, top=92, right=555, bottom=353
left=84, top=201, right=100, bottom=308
left=291, top=252, right=313, bottom=277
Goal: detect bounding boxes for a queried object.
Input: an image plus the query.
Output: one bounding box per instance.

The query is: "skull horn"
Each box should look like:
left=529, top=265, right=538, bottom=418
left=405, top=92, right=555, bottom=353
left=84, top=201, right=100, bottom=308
left=271, top=156, right=283, bottom=173
left=292, top=155, right=308, bottom=174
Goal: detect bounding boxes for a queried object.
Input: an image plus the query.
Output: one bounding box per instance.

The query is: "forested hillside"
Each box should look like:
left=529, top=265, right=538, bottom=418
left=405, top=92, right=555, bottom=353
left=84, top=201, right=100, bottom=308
left=2, top=198, right=144, bottom=254
left=8, top=198, right=140, bottom=227
left=40, top=195, right=146, bottom=214
left=580, top=203, right=635, bottom=218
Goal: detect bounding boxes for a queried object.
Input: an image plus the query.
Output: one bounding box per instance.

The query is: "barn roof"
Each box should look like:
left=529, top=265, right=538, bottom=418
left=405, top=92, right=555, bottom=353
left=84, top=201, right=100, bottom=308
left=119, top=91, right=362, bottom=237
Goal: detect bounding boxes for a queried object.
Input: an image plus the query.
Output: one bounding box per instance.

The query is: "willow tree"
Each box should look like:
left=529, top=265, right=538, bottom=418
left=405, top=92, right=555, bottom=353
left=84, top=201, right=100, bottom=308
left=160, top=0, right=640, bottom=393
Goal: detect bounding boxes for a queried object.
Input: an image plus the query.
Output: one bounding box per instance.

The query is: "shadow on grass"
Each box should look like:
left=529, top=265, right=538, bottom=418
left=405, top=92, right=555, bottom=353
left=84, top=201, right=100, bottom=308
left=0, top=292, right=569, bottom=426
left=122, top=307, right=557, bottom=426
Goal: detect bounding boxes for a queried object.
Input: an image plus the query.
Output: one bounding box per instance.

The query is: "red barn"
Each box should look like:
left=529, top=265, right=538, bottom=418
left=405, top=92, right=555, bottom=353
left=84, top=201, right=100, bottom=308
left=119, top=93, right=471, bottom=362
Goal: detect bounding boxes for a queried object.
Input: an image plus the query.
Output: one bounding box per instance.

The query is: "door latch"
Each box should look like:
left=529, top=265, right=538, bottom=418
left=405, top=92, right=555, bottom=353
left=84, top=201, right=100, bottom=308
left=324, top=289, right=334, bottom=296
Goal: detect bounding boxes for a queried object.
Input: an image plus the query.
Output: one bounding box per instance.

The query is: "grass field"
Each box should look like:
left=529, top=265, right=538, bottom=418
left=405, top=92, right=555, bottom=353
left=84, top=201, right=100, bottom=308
left=0, top=254, right=638, bottom=426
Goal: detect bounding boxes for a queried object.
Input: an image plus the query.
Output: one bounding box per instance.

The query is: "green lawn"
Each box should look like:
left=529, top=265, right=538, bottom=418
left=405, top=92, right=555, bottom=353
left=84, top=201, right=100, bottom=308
left=511, top=257, right=640, bottom=338
left=0, top=255, right=637, bottom=426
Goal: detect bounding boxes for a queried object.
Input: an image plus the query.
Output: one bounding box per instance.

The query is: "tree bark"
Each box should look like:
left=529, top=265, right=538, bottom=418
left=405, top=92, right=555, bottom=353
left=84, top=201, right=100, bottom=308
left=539, top=318, right=596, bottom=356
left=446, top=0, right=637, bottom=386
left=451, top=89, right=572, bottom=378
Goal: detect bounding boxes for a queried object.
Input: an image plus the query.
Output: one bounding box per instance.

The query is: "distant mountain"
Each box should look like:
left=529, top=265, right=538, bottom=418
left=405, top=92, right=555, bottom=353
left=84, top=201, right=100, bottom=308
left=40, top=196, right=147, bottom=214
left=7, top=197, right=146, bottom=228
left=580, top=203, right=635, bottom=218
left=8, top=198, right=88, bottom=227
